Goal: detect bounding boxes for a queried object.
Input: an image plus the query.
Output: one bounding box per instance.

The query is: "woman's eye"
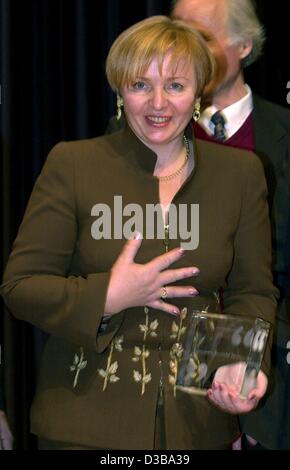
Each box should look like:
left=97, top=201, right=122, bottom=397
left=169, top=82, right=184, bottom=91
left=132, top=81, right=148, bottom=90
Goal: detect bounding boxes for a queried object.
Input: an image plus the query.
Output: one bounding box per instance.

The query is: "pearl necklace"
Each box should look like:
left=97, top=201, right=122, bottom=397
left=157, top=136, right=190, bottom=182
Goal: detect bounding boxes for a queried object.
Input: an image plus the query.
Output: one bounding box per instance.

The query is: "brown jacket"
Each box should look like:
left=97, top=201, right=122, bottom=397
left=1, top=125, right=277, bottom=449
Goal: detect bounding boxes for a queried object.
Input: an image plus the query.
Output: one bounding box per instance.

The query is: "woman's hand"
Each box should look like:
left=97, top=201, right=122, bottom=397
left=104, top=234, right=199, bottom=316
left=207, top=365, right=268, bottom=414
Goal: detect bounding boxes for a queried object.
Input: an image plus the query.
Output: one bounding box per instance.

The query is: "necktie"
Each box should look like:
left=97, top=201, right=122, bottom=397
left=210, top=111, right=227, bottom=141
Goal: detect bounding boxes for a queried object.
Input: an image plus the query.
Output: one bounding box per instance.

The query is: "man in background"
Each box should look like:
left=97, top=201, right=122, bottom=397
left=172, top=0, right=290, bottom=450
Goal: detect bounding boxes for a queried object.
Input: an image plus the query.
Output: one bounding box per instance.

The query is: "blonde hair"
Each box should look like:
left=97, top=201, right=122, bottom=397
left=106, top=15, right=215, bottom=97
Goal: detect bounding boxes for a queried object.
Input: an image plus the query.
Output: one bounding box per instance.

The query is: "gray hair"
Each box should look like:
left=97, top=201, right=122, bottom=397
left=225, top=0, right=265, bottom=67
left=171, top=0, right=266, bottom=67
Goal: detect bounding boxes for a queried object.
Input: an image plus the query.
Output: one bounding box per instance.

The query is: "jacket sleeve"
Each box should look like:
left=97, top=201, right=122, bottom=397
left=0, top=142, right=123, bottom=353
left=223, top=154, right=278, bottom=376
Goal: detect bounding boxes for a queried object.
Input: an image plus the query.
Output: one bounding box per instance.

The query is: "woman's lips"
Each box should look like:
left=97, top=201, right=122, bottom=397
left=145, top=115, right=171, bottom=126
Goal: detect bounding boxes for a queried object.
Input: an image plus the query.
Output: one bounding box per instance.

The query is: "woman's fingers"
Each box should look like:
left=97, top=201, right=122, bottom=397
left=106, top=243, right=200, bottom=314
left=208, top=381, right=260, bottom=414
left=146, top=285, right=199, bottom=316
left=148, top=299, right=180, bottom=316
left=118, top=232, right=143, bottom=263
left=248, top=370, right=268, bottom=400
left=147, top=247, right=186, bottom=271
left=207, top=365, right=268, bottom=414
left=157, top=285, right=199, bottom=299
left=160, top=266, right=200, bottom=285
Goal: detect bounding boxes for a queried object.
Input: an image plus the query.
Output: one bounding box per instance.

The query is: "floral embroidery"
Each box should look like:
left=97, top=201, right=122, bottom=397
left=132, top=307, right=159, bottom=395
left=170, top=307, right=188, bottom=341
left=169, top=307, right=188, bottom=396
left=139, top=308, right=159, bottom=338
left=69, top=347, right=87, bottom=388
left=170, top=307, right=187, bottom=341
left=98, top=336, right=123, bottom=391
left=132, top=346, right=151, bottom=394
left=169, top=343, right=184, bottom=396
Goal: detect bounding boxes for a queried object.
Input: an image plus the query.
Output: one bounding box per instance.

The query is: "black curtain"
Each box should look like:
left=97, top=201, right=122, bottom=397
left=0, top=0, right=289, bottom=449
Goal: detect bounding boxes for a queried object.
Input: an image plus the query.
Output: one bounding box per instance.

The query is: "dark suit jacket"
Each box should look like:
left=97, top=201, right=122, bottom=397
left=241, top=116, right=290, bottom=448
left=0, top=125, right=277, bottom=449
left=252, top=96, right=290, bottom=321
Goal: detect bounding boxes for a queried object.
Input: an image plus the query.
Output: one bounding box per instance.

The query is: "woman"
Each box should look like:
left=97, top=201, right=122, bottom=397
left=1, top=16, right=277, bottom=450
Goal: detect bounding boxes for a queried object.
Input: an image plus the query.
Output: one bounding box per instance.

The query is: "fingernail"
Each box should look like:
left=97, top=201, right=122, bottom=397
left=179, top=248, right=186, bottom=256
left=133, top=231, right=142, bottom=240
left=192, top=268, right=200, bottom=275
left=189, top=288, right=198, bottom=296
left=173, top=309, right=180, bottom=316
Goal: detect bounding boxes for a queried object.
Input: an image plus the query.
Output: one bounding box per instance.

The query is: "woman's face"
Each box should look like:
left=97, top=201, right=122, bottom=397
left=121, top=53, right=197, bottom=151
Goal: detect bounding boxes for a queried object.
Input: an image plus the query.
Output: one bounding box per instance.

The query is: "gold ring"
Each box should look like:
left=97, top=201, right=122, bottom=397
left=161, top=287, right=168, bottom=300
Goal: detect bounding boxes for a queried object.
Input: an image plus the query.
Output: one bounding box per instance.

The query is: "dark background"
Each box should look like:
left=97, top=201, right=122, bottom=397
left=0, top=0, right=289, bottom=449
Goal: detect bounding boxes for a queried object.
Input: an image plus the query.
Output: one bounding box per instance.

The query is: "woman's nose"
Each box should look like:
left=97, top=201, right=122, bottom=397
left=150, top=88, right=167, bottom=110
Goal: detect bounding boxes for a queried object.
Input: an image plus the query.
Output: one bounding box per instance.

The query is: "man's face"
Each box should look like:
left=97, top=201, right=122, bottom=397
left=173, top=0, right=252, bottom=100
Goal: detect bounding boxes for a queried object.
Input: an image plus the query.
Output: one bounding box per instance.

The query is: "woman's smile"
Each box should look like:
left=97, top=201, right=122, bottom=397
left=145, top=115, right=172, bottom=126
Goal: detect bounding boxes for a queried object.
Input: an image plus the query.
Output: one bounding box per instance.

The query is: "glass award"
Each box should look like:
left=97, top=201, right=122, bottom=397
left=176, top=311, right=270, bottom=398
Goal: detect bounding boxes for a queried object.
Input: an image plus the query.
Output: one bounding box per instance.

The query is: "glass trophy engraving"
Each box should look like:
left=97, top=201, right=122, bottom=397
left=176, top=312, right=270, bottom=397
